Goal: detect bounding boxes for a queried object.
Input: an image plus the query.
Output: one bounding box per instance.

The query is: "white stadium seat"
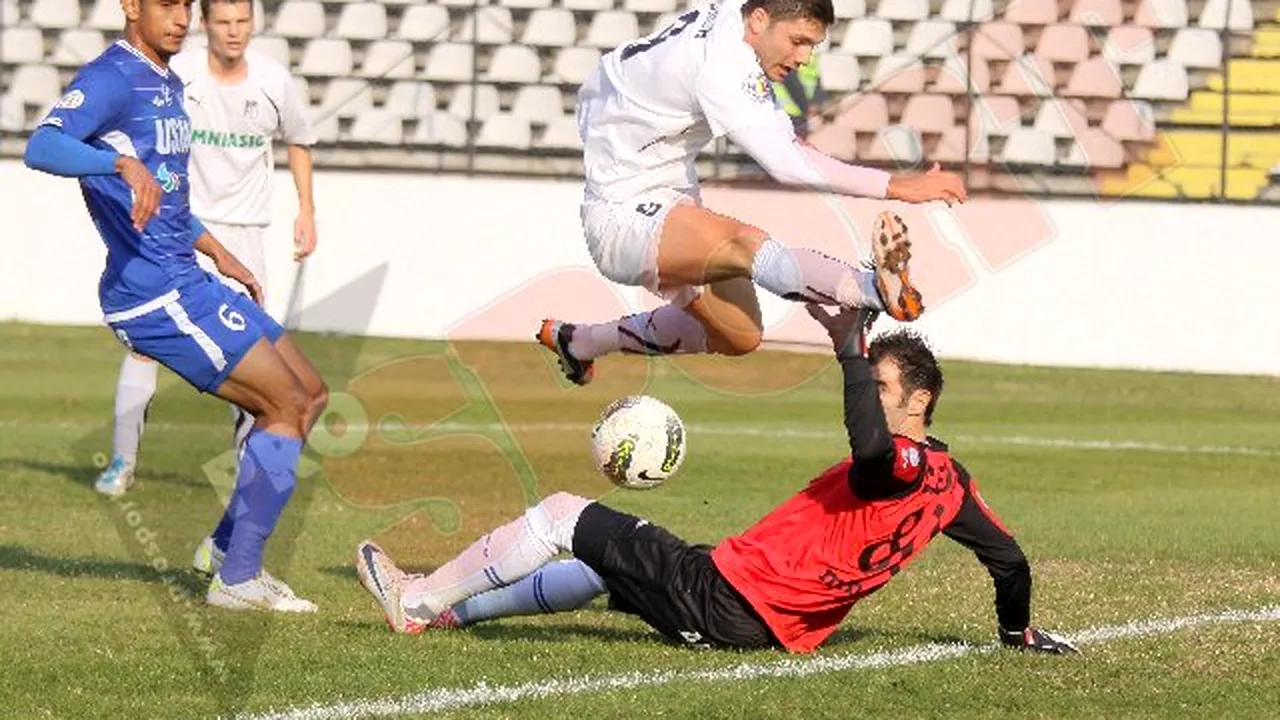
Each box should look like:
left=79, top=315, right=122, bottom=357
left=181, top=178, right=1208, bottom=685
left=863, top=124, right=924, bottom=164
left=1, top=93, right=27, bottom=131
left=454, top=8, right=515, bottom=45
left=562, top=0, right=614, bottom=11
left=350, top=110, right=403, bottom=145
left=360, top=40, right=415, bottom=79
left=411, top=111, right=468, bottom=147
left=485, top=44, right=543, bottom=84
left=538, top=114, right=583, bottom=150
left=87, top=0, right=123, bottom=30
left=871, top=53, right=926, bottom=93
left=1101, top=25, right=1155, bottom=67
left=335, top=2, right=388, bottom=40
left=840, top=19, right=893, bottom=58
left=1032, top=98, right=1088, bottom=138
left=1131, top=59, right=1189, bottom=101
left=1167, top=28, right=1222, bottom=69
left=502, top=0, right=553, bottom=8
left=51, top=29, right=106, bottom=67
left=876, top=0, right=928, bottom=21
left=310, top=111, right=340, bottom=143
left=396, top=4, right=450, bottom=42
left=940, top=0, right=993, bottom=22
left=319, top=78, right=374, bottom=118
left=1134, top=0, right=1188, bottom=28
left=1060, top=128, right=1124, bottom=169
left=1, top=27, right=45, bottom=65
left=1197, top=0, right=1252, bottom=31
left=298, top=38, right=353, bottom=77
left=905, top=20, right=958, bottom=59
left=832, top=0, right=866, bottom=20
left=511, top=85, right=565, bottom=123
left=248, top=36, right=290, bottom=69
left=384, top=81, right=438, bottom=118
left=447, top=84, right=501, bottom=122
left=817, top=53, right=861, bottom=92
left=10, top=65, right=61, bottom=106
left=273, top=1, right=326, bottom=39
left=999, top=128, right=1056, bottom=167
left=30, top=0, right=79, bottom=29
left=522, top=9, right=578, bottom=47
left=547, top=47, right=600, bottom=84
left=625, top=0, right=677, bottom=12
left=477, top=113, right=532, bottom=150
left=1, top=0, right=19, bottom=25
left=585, top=10, right=640, bottom=49
left=423, top=43, right=475, bottom=83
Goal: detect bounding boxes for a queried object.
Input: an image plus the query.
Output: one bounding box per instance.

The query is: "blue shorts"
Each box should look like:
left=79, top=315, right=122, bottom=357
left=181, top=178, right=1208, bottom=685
left=104, top=273, right=284, bottom=393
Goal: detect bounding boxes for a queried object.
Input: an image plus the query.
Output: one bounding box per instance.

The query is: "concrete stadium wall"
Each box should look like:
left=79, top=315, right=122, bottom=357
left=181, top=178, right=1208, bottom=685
left=2, top=158, right=1277, bottom=376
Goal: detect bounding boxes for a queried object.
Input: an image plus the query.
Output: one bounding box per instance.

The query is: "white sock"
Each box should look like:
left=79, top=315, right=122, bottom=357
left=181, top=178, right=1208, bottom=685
left=231, top=405, right=254, bottom=455
left=451, top=559, right=606, bottom=626
left=750, top=237, right=883, bottom=310
left=113, top=355, right=158, bottom=463
left=568, top=305, right=709, bottom=361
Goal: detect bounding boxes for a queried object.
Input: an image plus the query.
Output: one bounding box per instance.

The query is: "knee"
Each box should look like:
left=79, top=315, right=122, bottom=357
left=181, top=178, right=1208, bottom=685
left=723, top=225, right=768, bottom=275
left=704, top=323, right=762, bottom=356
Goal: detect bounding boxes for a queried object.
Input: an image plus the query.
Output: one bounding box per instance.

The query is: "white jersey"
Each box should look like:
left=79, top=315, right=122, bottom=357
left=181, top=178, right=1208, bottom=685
left=170, top=48, right=315, bottom=227
left=577, top=0, right=794, bottom=202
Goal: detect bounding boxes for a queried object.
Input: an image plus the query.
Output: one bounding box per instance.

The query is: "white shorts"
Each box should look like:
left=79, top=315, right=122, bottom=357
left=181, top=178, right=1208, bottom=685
left=196, top=221, right=268, bottom=302
left=581, top=187, right=701, bottom=305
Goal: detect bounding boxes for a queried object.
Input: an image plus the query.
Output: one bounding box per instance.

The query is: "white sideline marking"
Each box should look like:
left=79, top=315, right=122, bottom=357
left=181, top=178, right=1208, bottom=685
left=238, top=605, right=1280, bottom=720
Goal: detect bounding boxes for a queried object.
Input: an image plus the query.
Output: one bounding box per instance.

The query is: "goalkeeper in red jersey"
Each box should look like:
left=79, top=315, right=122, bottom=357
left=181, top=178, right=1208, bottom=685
left=354, top=307, right=1076, bottom=655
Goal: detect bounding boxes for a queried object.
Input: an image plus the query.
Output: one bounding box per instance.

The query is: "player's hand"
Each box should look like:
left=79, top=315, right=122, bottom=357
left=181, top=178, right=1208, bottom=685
left=886, top=163, right=968, bottom=206
left=214, top=252, right=264, bottom=306
left=805, top=303, right=878, bottom=359
left=293, top=211, right=317, bottom=261
left=116, top=156, right=162, bottom=231
left=999, top=626, right=1080, bottom=655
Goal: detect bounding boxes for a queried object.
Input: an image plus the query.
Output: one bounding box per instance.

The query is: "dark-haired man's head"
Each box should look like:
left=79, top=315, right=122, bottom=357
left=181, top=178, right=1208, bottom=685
left=868, top=328, right=944, bottom=437
left=741, top=0, right=834, bottom=81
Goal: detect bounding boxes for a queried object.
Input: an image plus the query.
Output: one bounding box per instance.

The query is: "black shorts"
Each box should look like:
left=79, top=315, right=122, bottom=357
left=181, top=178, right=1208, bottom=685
left=572, top=502, right=778, bottom=650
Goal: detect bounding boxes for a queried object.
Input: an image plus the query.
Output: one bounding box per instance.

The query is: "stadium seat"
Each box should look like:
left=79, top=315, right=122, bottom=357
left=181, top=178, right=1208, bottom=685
left=10, top=65, right=61, bottom=106
left=522, top=9, right=577, bottom=48
left=1132, top=59, right=1189, bottom=101
left=360, top=40, right=415, bottom=79
left=87, top=0, right=122, bottom=30
left=562, top=0, right=614, bottom=10
left=350, top=110, right=403, bottom=145
left=502, top=0, right=554, bottom=9
left=970, top=94, right=1023, bottom=136
left=1036, top=23, right=1090, bottom=65
left=1100, top=99, right=1155, bottom=141
left=807, top=124, right=857, bottom=160
left=334, top=2, right=387, bottom=40
left=547, top=47, right=600, bottom=84
left=940, top=0, right=994, bottom=22
left=840, top=19, right=894, bottom=58
left=864, top=124, right=924, bottom=164
left=999, top=128, right=1056, bottom=166
left=423, top=43, right=475, bottom=83
left=1032, top=97, right=1088, bottom=138
left=1167, top=28, right=1222, bottom=69
left=1068, top=0, right=1122, bottom=26
left=934, top=124, right=990, bottom=163
left=971, top=22, right=1025, bottom=61
left=1, top=0, right=19, bottom=25
left=906, top=20, right=959, bottom=60
left=298, top=38, right=353, bottom=77
left=272, top=1, right=325, bottom=39
left=51, top=29, right=107, bottom=67
left=1003, top=0, right=1059, bottom=26
left=511, top=85, right=565, bottom=123
left=832, top=92, right=889, bottom=131
left=448, top=84, right=501, bottom=122
left=384, top=81, right=438, bottom=119
left=1063, top=56, right=1123, bottom=98
left=538, top=114, right=583, bottom=150
left=1, top=27, right=45, bottom=65
left=586, top=10, right=640, bottom=48
left=411, top=111, right=468, bottom=147
left=625, top=0, right=678, bottom=12
left=1102, top=25, right=1156, bottom=66
left=30, top=0, right=79, bottom=29
left=0, top=93, right=27, bottom=132
left=876, top=0, right=929, bottom=21
left=1134, top=0, right=1188, bottom=28
left=395, top=4, right=450, bottom=42
left=871, top=53, right=926, bottom=93
left=1197, top=0, right=1252, bottom=31
left=997, top=53, right=1055, bottom=97
left=319, top=78, right=374, bottom=118
left=832, top=0, right=866, bottom=20
left=251, top=35, right=292, bottom=69
left=818, top=53, right=861, bottom=92
left=1061, top=128, right=1124, bottom=168
left=933, top=56, right=992, bottom=94
left=485, top=44, right=543, bottom=84
left=455, top=8, right=516, bottom=45
left=309, top=111, right=339, bottom=144
left=477, top=114, right=533, bottom=150
left=900, top=94, right=956, bottom=134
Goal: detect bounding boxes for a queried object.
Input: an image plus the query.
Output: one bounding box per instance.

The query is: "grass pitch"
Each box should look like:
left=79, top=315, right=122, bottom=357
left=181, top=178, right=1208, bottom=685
left=1, top=322, right=1278, bottom=719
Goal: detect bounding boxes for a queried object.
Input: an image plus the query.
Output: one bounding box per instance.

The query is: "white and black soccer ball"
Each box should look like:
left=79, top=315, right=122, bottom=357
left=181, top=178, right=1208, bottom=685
left=590, top=395, right=686, bottom=490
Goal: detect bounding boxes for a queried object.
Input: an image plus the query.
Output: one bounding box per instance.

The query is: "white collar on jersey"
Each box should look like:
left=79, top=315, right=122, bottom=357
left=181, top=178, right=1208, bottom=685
left=114, top=39, right=170, bottom=78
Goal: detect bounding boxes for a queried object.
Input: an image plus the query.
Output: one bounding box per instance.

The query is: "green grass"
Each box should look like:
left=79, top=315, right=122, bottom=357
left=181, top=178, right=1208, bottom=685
left=1, top=322, right=1278, bottom=719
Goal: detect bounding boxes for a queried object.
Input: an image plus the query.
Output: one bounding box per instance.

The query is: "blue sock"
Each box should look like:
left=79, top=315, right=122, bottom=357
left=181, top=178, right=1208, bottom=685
left=218, top=428, right=303, bottom=585
left=211, top=503, right=236, bottom=553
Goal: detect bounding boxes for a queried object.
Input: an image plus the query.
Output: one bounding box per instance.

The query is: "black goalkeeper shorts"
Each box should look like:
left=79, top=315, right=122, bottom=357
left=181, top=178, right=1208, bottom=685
left=572, top=502, right=778, bottom=650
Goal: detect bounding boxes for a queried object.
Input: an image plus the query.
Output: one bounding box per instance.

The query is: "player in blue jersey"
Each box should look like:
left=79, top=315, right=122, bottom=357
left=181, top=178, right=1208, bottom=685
left=23, top=0, right=327, bottom=613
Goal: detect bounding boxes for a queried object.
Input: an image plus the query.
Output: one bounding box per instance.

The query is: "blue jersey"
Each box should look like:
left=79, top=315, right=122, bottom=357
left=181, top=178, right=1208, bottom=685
left=41, top=40, right=201, bottom=315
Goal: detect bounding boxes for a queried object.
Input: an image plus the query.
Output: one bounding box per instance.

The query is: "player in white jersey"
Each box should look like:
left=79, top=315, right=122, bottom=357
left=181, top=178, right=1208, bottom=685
left=96, top=0, right=318, bottom=499
left=538, top=0, right=967, bottom=385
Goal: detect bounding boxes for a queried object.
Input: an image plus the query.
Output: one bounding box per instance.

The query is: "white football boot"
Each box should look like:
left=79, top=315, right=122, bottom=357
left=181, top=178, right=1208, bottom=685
left=206, top=570, right=318, bottom=613
left=355, top=541, right=426, bottom=634
left=94, top=455, right=136, bottom=498
left=192, top=536, right=225, bottom=576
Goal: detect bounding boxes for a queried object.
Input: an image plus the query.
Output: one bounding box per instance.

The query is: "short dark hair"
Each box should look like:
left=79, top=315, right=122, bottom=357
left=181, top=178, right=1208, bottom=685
left=741, top=0, right=836, bottom=26
left=868, top=328, right=944, bottom=426
left=199, top=0, right=252, bottom=22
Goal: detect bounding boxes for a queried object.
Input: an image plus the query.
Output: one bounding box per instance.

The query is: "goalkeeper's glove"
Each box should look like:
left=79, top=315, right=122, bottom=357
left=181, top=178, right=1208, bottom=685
left=999, top=626, right=1080, bottom=655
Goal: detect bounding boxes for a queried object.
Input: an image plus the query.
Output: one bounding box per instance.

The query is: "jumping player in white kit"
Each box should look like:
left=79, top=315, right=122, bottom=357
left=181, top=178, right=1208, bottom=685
left=95, top=0, right=318, bottom=499
left=538, top=0, right=968, bottom=385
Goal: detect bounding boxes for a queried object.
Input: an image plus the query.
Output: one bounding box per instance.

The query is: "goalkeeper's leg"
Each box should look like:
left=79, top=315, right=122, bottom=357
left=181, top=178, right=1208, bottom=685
left=432, top=560, right=606, bottom=628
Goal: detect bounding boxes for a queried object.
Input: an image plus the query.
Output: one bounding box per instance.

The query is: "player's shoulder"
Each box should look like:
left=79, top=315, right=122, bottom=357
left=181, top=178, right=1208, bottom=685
left=168, top=49, right=204, bottom=82
left=245, top=48, right=295, bottom=84
left=77, top=42, right=133, bottom=82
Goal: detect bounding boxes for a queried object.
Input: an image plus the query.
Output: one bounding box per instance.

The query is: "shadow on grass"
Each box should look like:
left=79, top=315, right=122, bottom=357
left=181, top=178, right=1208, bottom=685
left=1, top=458, right=200, bottom=492
left=0, top=543, right=208, bottom=596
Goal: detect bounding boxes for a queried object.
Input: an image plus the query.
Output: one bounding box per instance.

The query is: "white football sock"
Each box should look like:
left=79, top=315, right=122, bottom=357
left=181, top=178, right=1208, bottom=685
left=568, top=304, right=709, bottom=361
left=750, top=237, right=883, bottom=310
left=113, top=354, right=158, bottom=463
left=452, top=559, right=606, bottom=626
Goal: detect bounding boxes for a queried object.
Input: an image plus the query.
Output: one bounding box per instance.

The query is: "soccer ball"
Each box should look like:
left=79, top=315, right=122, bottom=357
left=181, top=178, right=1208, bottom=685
left=590, top=395, right=686, bottom=490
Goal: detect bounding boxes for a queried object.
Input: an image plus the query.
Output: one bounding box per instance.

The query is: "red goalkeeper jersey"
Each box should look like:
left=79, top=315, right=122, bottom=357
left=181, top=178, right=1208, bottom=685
left=712, top=436, right=969, bottom=653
